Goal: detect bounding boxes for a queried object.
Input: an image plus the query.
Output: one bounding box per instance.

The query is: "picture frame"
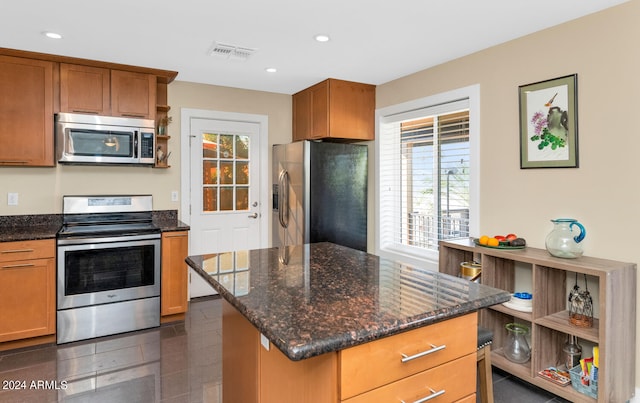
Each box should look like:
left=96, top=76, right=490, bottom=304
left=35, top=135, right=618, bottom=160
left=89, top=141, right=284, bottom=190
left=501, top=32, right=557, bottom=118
left=519, top=74, right=578, bottom=168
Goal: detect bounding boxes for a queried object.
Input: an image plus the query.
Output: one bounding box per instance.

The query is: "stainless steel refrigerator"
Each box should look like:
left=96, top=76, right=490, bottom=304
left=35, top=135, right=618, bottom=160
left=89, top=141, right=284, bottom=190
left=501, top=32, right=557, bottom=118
left=272, top=141, right=368, bottom=251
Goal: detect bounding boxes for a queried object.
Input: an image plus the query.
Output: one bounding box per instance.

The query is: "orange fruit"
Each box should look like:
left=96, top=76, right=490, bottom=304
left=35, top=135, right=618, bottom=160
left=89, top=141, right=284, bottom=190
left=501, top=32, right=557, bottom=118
left=487, top=237, right=500, bottom=247
left=479, top=235, right=489, bottom=245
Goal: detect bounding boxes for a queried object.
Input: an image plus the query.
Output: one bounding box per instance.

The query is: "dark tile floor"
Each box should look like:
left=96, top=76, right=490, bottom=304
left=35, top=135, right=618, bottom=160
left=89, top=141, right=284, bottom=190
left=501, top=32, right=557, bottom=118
left=1, top=296, right=570, bottom=403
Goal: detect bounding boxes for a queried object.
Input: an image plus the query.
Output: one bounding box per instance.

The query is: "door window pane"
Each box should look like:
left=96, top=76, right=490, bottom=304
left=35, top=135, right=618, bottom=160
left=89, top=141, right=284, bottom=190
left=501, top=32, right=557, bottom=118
left=236, top=162, right=249, bottom=184
left=236, top=187, right=249, bottom=210
left=220, top=161, right=234, bottom=184
left=203, top=161, right=218, bottom=184
left=203, top=133, right=218, bottom=158
left=220, top=187, right=234, bottom=211
left=203, top=187, right=217, bottom=212
left=219, top=135, right=234, bottom=158
left=236, top=135, right=249, bottom=159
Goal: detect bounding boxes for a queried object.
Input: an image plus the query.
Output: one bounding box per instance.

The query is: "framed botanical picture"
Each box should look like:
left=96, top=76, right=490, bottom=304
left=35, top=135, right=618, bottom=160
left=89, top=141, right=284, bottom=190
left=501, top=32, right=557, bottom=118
left=519, top=74, right=578, bottom=168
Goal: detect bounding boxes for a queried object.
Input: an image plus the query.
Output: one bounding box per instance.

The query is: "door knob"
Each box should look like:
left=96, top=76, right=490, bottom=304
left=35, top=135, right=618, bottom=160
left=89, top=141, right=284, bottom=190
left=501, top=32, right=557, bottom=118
left=248, top=213, right=258, bottom=219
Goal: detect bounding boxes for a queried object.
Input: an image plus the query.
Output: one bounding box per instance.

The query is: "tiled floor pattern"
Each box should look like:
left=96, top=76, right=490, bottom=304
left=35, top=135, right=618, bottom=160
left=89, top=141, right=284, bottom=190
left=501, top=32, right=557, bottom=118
left=1, top=296, right=570, bottom=402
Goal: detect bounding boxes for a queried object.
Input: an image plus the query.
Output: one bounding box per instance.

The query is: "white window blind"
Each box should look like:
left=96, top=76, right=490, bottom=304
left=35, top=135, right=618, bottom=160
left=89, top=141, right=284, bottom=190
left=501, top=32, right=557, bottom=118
left=379, top=98, right=471, bottom=260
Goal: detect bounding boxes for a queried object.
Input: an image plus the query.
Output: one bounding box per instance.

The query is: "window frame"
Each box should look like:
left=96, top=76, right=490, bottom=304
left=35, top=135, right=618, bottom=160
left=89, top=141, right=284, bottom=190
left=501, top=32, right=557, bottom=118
left=374, top=84, right=480, bottom=267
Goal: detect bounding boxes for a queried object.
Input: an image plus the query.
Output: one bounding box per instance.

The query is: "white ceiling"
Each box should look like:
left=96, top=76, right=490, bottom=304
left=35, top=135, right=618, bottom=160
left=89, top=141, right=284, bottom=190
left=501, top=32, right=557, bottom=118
left=2, top=0, right=628, bottom=95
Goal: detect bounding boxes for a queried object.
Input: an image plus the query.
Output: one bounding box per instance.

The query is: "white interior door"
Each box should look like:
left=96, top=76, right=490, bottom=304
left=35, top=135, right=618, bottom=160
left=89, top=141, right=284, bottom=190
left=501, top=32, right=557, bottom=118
left=186, top=114, right=266, bottom=297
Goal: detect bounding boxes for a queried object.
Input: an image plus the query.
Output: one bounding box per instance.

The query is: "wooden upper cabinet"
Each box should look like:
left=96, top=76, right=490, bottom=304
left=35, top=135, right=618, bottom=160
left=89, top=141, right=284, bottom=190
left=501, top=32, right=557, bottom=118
left=292, top=88, right=311, bottom=142
left=60, top=65, right=157, bottom=120
left=0, top=55, right=55, bottom=166
left=111, top=70, right=156, bottom=119
left=292, top=78, right=375, bottom=142
left=60, top=63, right=110, bottom=115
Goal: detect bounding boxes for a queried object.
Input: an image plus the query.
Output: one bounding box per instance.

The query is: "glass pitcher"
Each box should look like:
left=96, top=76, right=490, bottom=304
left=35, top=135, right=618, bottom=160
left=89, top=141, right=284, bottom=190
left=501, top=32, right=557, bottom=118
left=545, top=218, right=586, bottom=258
left=504, top=323, right=531, bottom=364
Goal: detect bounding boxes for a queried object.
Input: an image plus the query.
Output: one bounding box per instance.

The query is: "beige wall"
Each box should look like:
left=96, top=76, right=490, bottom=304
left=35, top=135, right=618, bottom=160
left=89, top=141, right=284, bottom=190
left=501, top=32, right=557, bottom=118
left=1, top=0, right=637, bottom=390
left=0, top=81, right=291, bottom=217
left=377, top=0, right=640, bottom=388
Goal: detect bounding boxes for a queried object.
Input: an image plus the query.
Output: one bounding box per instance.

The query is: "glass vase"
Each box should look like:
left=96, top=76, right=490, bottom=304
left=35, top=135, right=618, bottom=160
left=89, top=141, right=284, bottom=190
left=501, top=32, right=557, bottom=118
left=504, top=323, right=531, bottom=364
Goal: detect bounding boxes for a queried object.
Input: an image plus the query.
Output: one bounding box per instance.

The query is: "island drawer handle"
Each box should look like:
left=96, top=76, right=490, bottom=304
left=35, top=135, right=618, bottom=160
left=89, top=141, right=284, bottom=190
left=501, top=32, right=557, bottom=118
left=400, top=387, right=445, bottom=403
left=2, top=263, right=35, bottom=269
left=400, top=343, right=446, bottom=363
left=1, top=249, right=35, bottom=254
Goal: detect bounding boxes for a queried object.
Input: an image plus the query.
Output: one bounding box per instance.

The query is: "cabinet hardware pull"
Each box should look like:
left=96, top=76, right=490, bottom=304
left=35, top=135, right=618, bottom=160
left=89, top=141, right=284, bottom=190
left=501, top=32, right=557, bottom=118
left=400, top=343, right=446, bottom=363
left=121, top=113, right=146, bottom=118
left=1, top=249, right=35, bottom=254
left=400, top=387, right=445, bottom=403
left=2, top=263, right=35, bottom=269
left=71, top=110, right=98, bottom=114
left=0, top=161, right=28, bottom=164
left=164, top=234, right=187, bottom=238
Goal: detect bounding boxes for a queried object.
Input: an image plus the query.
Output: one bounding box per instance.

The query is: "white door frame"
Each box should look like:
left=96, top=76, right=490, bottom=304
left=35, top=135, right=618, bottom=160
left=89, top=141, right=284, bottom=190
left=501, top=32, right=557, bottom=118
left=180, top=108, right=270, bottom=253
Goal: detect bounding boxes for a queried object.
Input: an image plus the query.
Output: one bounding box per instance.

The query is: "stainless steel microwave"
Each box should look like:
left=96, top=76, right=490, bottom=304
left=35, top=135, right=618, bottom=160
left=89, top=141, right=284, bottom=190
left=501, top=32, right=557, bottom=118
left=56, top=113, right=155, bottom=165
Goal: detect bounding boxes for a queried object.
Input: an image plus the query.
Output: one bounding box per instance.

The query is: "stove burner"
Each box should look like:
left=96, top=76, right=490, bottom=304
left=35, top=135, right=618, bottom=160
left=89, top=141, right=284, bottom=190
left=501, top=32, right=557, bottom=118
left=57, top=222, right=160, bottom=238
left=57, top=195, right=159, bottom=239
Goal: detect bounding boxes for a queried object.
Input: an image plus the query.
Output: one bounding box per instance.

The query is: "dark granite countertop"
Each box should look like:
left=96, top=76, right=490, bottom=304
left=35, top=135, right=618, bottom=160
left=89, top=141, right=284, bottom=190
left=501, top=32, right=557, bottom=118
left=0, top=214, right=62, bottom=242
left=0, top=210, right=189, bottom=243
left=186, top=242, right=510, bottom=361
left=151, top=210, right=190, bottom=232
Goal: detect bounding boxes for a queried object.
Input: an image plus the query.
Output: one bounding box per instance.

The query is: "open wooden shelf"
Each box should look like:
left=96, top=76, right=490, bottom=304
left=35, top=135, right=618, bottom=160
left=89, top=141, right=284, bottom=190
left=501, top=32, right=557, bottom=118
left=439, top=239, right=636, bottom=403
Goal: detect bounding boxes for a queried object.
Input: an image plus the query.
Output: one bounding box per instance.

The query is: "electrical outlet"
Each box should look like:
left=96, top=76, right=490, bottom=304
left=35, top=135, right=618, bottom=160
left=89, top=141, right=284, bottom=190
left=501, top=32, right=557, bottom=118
left=171, top=191, right=179, bottom=202
left=8, top=192, right=18, bottom=206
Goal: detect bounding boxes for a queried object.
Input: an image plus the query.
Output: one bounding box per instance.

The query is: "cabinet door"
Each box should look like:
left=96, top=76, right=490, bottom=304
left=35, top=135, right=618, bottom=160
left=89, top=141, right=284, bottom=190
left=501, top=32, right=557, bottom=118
left=310, top=80, right=329, bottom=139
left=328, top=80, right=375, bottom=140
left=111, top=70, right=156, bottom=119
left=0, top=55, right=54, bottom=166
left=0, top=258, right=55, bottom=342
left=60, top=63, right=110, bottom=115
left=292, top=89, right=311, bottom=141
left=161, top=231, right=189, bottom=316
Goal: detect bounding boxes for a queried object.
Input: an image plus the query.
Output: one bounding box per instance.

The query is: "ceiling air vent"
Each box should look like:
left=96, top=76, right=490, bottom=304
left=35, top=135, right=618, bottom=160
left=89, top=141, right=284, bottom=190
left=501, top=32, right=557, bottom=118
left=208, top=42, right=257, bottom=61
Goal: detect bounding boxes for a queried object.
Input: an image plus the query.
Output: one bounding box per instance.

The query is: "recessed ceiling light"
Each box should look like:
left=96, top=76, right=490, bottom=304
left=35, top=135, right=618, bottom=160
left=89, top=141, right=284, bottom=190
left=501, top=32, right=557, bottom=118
left=43, top=32, right=63, bottom=39
left=314, top=34, right=330, bottom=42
left=265, top=67, right=277, bottom=73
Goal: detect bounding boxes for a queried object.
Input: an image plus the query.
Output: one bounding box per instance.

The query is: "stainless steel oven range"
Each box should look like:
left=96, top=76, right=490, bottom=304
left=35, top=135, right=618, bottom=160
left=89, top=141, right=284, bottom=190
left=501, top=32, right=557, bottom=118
left=56, top=195, right=161, bottom=344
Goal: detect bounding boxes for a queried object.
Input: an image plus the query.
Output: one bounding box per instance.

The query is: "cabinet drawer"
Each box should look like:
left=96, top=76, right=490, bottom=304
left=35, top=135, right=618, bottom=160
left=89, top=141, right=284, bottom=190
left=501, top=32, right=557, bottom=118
left=342, top=353, right=475, bottom=403
left=340, top=313, right=476, bottom=400
left=0, top=240, right=55, bottom=263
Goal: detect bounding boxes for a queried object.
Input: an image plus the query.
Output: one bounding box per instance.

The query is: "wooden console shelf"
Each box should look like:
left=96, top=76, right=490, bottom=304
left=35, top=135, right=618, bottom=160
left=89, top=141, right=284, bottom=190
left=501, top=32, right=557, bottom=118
left=439, top=239, right=636, bottom=403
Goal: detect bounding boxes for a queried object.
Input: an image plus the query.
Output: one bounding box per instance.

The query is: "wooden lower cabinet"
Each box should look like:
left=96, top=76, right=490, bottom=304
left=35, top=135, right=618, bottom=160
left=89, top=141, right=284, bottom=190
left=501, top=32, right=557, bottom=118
left=343, top=354, right=475, bottom=403
left=0, top=240, right=56, bottom=343
left=161, top=231, right=189, bottom=319
left=222, top=300, right=477, bottom=403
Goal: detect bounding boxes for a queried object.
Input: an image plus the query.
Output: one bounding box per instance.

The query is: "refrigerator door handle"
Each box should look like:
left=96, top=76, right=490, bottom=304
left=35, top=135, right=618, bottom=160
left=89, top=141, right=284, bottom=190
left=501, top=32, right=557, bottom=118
left=278, top=170, right=290, bottom=228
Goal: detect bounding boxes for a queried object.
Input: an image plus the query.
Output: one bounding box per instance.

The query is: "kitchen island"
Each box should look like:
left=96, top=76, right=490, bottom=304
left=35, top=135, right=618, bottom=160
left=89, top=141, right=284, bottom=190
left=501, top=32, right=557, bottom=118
left=187, top=242, right=510, bottom=403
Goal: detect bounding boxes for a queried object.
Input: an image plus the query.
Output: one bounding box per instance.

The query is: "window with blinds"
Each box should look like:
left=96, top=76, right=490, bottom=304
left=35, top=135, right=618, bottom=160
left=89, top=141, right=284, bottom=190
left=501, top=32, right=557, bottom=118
left=379, top=97, right=472, bottom=258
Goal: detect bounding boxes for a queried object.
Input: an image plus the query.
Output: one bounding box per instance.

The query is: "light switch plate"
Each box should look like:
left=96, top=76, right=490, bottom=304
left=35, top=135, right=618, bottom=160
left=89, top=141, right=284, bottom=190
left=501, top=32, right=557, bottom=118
left=171, top=191, right=179, bottom=202
left=8, top=192, right=18, bottom=206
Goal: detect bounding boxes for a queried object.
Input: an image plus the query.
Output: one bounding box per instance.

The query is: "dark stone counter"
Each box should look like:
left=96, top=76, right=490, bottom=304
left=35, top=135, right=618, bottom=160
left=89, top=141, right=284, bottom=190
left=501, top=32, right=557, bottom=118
left=186, top=242, right=510, bottom=361
left=0, top=210, right=189, bottom=242
left=0, top=214, right=62, bottom=242
left=152, top=210, right=190, bottom=232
